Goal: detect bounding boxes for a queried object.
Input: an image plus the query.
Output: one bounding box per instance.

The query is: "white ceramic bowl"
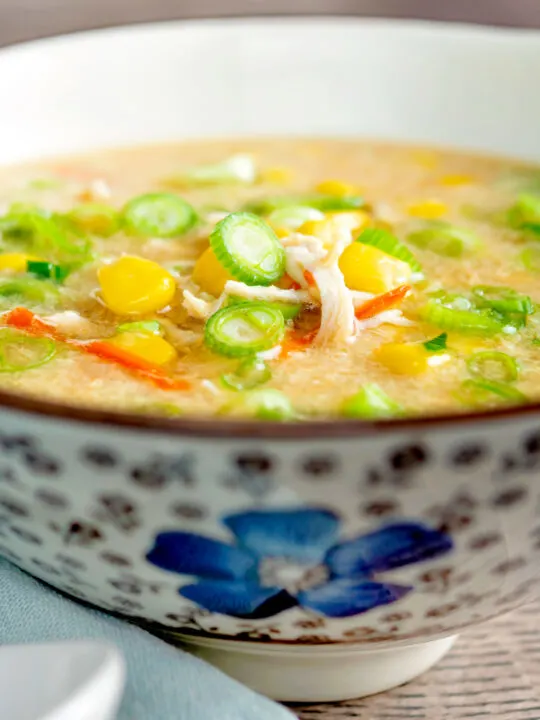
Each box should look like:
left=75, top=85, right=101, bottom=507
left=1, top=18, right=540, bottom=702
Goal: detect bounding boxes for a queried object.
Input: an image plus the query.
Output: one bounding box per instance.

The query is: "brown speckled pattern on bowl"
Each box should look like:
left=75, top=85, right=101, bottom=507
left=0, top=394, right=539, bottom=646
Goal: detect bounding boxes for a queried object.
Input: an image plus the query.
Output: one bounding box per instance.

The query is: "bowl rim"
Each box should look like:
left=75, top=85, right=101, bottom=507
left=1, top=16, right=540, bottom=439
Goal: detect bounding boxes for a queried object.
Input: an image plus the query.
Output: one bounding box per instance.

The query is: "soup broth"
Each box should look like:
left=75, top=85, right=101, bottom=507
left=0, top=138, right=539, bottom=420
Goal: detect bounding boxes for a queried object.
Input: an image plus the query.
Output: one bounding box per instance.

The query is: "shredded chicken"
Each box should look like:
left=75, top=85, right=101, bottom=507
left=182, top=289, right=225, bottom=321
left=45, top=311, right=97, bottom=336
left=257, top=345, right=283, bottom=360
left=313, top=264, right=356, bottom=346
left=159, top=318, right=203, bottom=347
left=224, top=280, right=310, bottom=305
left=88, top=178, right=112, bottom=200
left=355, top=309, right=414, bottom=331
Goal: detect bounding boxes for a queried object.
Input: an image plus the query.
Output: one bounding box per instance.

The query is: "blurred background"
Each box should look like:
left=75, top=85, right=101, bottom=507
left=2, top=0, right=540, bottom=46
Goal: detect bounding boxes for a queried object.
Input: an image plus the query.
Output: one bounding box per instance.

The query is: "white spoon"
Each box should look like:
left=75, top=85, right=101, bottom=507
left=0, top=641, right=125, bottom=720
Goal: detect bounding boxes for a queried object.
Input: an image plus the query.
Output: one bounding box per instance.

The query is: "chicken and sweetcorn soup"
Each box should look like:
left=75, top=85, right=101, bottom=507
left=0, top=138, right=540, bottom=421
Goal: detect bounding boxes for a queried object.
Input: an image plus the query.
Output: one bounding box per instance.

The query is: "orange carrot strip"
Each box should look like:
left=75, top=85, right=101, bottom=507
left=84, top=341, right=190, bottom=391
left=280, top=329, right=318, bottom=358
left=3, top=307, right=63, bottom=340
left=304, top=270, right=316, bottom=287
left=2, top=307, right=190, bottom=391
left=355, top=285, right=412, bottom=320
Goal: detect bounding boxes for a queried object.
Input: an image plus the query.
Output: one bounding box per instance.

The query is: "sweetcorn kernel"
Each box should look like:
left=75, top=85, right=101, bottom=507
left=407, top=200, right=448, bottom=219
left=192, top=246, right=235, bottom=296
left=260, top=167, right=293, bottom=185
left=338, top=243, right=412, bottom=294
left=109, top=331, right=177, bottom=365
left=440, top=174, right=474, bottom=187
left=98, top=256, right=176, bottom=315
left=315, top=179, right=362, bottom=197
left=299, top=211, right=370, bottom=246
left=374, top=343, right=451, bottom=375
left=0, top=253, right=43, bottom=273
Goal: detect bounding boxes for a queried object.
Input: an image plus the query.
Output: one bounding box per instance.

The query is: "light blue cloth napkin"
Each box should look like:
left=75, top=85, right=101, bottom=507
left=0, top=557, right=296, bottom=720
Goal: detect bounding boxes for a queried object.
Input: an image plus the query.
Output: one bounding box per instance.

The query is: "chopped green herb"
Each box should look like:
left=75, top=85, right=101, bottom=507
left=423, top=333, right=448, bottom=352
left=27, top=260, right=70, bottom=282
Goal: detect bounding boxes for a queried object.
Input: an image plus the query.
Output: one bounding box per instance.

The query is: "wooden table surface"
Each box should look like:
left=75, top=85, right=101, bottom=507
left=292, top=602, right=540, bottom=719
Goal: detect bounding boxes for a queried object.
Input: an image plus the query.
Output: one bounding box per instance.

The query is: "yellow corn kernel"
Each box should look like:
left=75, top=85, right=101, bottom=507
left=98, top=256, right=176, bottom=315
left=299, top=211, right=370, bottom=248
left=0, top=253, right=42, bottom=273
left=440, top=174, right=474, bottom=187
left=260, top=166, right=293, bottom=185
left=109, top=331, right=177, bottom=365
left=407, top=199, right=448, bottom=219
left=192, top=246, right=235, bottom=297
left=374, top=343, right=451, bottom=375
left=338, top=243, right=412, bottom=294
left=273, top=227, right=290, bottom=239
left=315, top=179, right=362, bottom=197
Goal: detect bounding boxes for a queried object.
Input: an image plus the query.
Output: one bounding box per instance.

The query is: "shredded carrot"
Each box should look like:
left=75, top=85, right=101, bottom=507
left=280, top=329, right=318, bottom=358
left=355, top=285, right=412, bottom=320
left=83, top=342, right=190, bottom=391
left=304, top=270, right=316, bottom=287
left=2, top=307, right=190, bottom=391
left=278, top=274, right=302, bottom=291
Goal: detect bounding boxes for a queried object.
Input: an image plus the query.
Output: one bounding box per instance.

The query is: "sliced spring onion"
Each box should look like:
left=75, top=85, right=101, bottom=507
left=267, top=206, right=325, bottom=230
left=429, top=290, right=473, bottom=311
left=246, top=193, right=364, bottom=215
left=164, top=154, right=256, bottom=187
left=117, top=320, right=162, bottom=336
left=26, top=178, right=64, bottom=191
left=27, top=260, right=70, bottom=282
left=467, top=350, right=519, bottom=383
left=472, top=285, right=534, bottom=315
left=423, top=333, right=448, bottom=352
left=210, top=212, right=286, bottom=286
left=456, top=378, right=526, bottom=406
left=0, top=207, right=91, bottom=262
left=123, top=193, right=198, bottom=238
left=226, top=388, right=295, bottom=420
left=67, top=203, right=120, bottom=237
left=0, top=328, right=56, bottom=372
left=0, top=277, right=60, bottom=310
left=227, top=296, right=302, bottom=321
left=521, top=246, right=540, bottom=272
left=342, top=383, right=403, bottom=419
left=205, top=302, right=285, bottom=357
left=408, top=222, right=480, bottom=258
left=421, top=300, right=504, bottom=336
left=356, top=227, right=422, bottom=272
left=508, top=194, right=540, bottom=232
left=221, top=357, right=272, bottom=391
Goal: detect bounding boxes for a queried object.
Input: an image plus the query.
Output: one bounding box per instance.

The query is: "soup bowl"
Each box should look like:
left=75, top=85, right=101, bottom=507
left=1, top=18, right=540, bottom=702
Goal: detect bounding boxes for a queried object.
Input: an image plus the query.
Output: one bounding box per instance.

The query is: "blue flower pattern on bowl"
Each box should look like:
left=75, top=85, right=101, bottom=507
left=146, top=509, right=453, bottom=619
